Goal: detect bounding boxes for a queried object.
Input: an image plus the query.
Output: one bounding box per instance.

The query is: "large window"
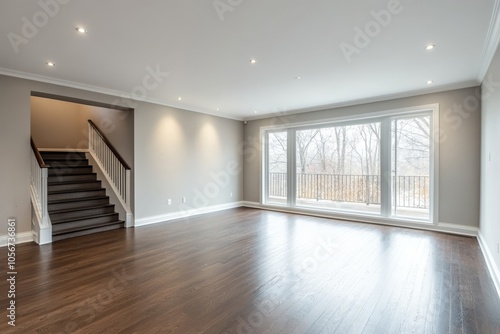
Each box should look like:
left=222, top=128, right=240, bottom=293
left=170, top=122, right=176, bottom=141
left=263, top=107, right=437, bottom=223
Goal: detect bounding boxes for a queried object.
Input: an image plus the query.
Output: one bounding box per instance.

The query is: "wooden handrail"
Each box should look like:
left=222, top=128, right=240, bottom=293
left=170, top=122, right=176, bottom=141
left=88, top=120, right=131, bottom=170
left=31, top=138, right=49, bottom=168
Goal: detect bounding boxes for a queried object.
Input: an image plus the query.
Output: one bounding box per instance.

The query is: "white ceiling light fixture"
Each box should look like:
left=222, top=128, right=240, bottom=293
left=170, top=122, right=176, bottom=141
left=250, top=59, right=257, bottom=64
left=427, top=80, right=434, bottom=84
left=76, top=27, right=87, bottom=33
left=177, top=97, right=182, bottom=101
left=46, top=62, right=55, bottom=67
left=425, top=44, right=435, bottom=50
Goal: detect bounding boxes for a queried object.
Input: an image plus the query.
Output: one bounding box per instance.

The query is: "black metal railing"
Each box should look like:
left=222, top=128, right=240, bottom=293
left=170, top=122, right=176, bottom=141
left=393, top=175, right=429, bottom=209
left=268, top=173, right=429, bottom=209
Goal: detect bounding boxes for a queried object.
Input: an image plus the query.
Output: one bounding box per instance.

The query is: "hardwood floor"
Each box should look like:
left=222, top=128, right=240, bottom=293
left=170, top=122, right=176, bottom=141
left=1, top=208, right=500, bottom=333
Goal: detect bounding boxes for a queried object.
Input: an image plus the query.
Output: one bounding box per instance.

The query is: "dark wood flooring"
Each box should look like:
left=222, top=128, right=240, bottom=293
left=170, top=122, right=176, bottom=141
left=1, top=208, right=500, bottom=333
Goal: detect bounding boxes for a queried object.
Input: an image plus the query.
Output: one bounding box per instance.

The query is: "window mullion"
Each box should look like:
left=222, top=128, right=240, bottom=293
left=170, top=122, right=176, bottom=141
left=288, top=128, right=296, bottom=208
left=380, top=118, right=391, bottom=217
left=262, top=131, right=269, bottom=204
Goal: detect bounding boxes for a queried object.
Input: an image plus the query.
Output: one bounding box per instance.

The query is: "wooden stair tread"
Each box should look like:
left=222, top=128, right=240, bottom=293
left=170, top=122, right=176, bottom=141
left=52, top=221, right=124, bottom=236
left=41, top=154, right=86, bottom=158
left=52, top=223, right=124, bottom=241
left=48, top=179, right=101, bottom=186
left=48, top=167, right=93, bottom=173
left=43, top=156, right=88, bottom=160
left=48, top=173, right=96, bottom=176
left=49, top=203, right=115, bottom=214
left=47, top=164, right=90, bottom=168
left=48, top=188, right=104, bottom=195
left=51, top=212, right=118, bottom=225
left=48, top=195, right=109, bottom=205
left=44, top=160, right=90, bottom=166
left=44, top=161, right=89, bottom=165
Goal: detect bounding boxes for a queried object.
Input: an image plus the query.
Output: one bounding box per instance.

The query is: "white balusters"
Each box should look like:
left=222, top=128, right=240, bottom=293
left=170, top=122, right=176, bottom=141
left=31, top=140, right=51, bottom=244
left=88, top=122, right=131, bottom=210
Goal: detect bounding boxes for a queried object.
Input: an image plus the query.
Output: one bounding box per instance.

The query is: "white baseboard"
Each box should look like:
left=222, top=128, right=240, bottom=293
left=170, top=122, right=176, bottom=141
left=135, top=201, right=244, bottom=227
left=241, top=201, right=261, bottom=209
left=0, top=232, right=34, bottom=247
left=241, top=202, right=478, bottom=237
left=478, top=231, right=500, bottom=299
left=436, top=222, right=479, bottom=237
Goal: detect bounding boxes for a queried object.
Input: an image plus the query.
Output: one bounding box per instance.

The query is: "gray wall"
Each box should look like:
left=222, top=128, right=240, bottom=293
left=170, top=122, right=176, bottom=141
left=0, top=74, right=243, bottom=237
left=243, top=87, right=481, bottom=228
left=82, top=105, right=134, bottom=170
left=31, top=97, right=84, bottom=149
left=481, top=45, right=500, bottom=273
left=0, top=76, right=31, bottom=237
left=135, top=104, right=243, bottom=221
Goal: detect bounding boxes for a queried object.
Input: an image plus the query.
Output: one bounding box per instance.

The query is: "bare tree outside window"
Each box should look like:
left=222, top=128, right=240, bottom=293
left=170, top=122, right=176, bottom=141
left=392, top=115, right=431, bottom=218
left=294, top=123, right=381, bottom=213
left=267, top=132, right=287, bottom=204
left=266, top=114, right=431, bottom=219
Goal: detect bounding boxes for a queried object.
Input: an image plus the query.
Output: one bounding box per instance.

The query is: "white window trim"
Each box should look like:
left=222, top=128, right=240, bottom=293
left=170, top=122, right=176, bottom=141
left=260, top=103, right=440, bottom=226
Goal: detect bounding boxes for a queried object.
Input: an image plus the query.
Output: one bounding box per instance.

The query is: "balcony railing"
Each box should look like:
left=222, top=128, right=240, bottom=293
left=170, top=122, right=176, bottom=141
left=269, top=173, right=429, bottom=209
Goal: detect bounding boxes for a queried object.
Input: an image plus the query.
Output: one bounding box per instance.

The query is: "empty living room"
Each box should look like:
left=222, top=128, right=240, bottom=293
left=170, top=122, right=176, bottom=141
left=1, top=1, right=500, bottom=333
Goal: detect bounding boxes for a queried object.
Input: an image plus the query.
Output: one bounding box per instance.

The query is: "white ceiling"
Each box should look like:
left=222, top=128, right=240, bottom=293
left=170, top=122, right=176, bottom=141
left=0, top=0, right=498, bottom=120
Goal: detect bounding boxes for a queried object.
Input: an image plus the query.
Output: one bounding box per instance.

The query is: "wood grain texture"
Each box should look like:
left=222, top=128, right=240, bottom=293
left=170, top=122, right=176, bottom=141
left=1, top=208, right=499, bottom=333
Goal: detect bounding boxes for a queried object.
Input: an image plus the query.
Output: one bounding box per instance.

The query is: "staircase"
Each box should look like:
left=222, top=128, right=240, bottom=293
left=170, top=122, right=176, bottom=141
left=41, top=151, right=124, bottom=241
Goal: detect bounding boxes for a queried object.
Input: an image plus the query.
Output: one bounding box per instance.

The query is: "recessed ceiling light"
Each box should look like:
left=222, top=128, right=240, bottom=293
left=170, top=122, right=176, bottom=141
left=177, top=97, right=182, bottom=101
left=46, top=62, right=55, bottom=67
left=427, top=80, right=434, bottom=84
left=295, top=76, right=301, bottom=80
left=216, top=108, right=219, bottom=111
left=425, top=44, right=435, bottom=50
left=250, top=59, right=257, bottom=64
left=254, top=110, right=258, bottom=114
left=76, top=27, right=87, bottom=33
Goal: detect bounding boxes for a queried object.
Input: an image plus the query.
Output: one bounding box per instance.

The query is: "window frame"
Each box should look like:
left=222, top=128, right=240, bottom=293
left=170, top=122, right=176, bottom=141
left=260, top=104, right=439, bottom=225
left=263, top=129, right=289, bottom=206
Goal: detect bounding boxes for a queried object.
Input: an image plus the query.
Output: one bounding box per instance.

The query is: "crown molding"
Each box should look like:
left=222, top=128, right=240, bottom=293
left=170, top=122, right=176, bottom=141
left=476, top=0, right=500, bottom=81
left=0, top=67, right=481, bottom=123
left=0, top=67, right=244, bottom=121
left=245, top=80, right=479, bottom=121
